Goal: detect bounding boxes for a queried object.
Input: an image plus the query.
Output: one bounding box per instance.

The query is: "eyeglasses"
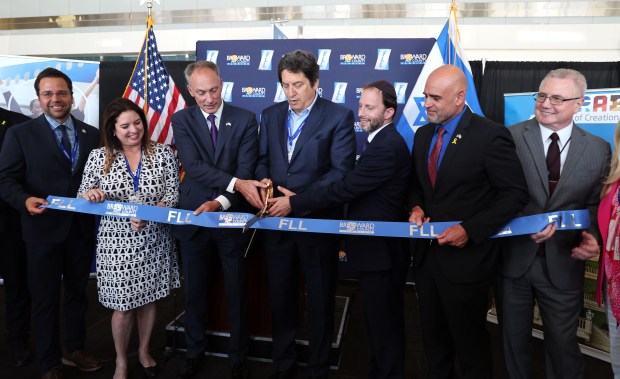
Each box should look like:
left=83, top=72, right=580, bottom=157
left=39, top=91, right=72, bottom=99
left=533, top=93, right=581, bottom=106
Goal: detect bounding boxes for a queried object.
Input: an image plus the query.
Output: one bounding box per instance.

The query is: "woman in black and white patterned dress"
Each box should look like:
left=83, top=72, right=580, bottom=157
left=78, top=98, right=180, bottom=379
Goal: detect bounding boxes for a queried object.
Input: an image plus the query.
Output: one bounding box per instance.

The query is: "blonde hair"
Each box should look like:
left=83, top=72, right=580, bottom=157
left=602, top=120, right=620, bottom=197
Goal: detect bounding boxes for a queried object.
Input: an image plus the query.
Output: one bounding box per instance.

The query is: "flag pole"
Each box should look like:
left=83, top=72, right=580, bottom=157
left=124, top=0, right=186, bottom=145
left=140, top=0, right=158, bottom=111
left=448, top=0, right=458, bottom=66
left=142, top=16, right=151, bottom=112
left=141, top=0, right=160, bottom=18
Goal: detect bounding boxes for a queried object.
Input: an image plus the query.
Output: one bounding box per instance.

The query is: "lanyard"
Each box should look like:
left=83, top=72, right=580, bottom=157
left=286, top=114, right=308, bottom=148
left=123, top=151, right=143, bottom=192
left=56, top=126, right=79, bottom=166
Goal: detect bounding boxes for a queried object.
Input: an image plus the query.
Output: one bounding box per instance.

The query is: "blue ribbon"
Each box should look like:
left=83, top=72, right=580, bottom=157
left=44, top=196, right=590, bottom=239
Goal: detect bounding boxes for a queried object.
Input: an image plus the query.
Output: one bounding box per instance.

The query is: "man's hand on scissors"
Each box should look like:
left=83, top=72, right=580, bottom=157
left=258, top=178, right=273, bottom=205
left=235, top=179, right=267, bottom=209
left=267, top=186, right=296, bottom=217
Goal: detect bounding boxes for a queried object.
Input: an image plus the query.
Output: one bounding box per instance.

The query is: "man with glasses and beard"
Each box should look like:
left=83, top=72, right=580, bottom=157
left=0, top=68, right=101, bottom=379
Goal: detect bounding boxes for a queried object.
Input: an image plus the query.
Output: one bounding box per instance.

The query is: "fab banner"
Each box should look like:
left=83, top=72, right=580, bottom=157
left=505, top=88, right=620, bottom=146
left=0, top=55, right=100, bottom=128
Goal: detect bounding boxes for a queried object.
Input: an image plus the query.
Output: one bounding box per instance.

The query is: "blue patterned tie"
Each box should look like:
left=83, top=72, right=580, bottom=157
left=59, top=124, right=71, bottom=152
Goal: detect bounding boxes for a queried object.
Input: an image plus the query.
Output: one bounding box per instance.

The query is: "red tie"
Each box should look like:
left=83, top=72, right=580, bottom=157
left=428, top=126, right=446, bottom=188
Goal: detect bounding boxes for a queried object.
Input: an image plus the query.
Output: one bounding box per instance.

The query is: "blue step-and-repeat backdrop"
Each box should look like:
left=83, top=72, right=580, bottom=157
left=196, top=39, right=435, bottom=152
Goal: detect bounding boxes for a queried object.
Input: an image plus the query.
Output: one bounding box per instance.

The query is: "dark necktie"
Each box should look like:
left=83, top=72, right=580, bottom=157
left=363, top=139, right=369, bottom=152
left=546, top=132, right=561, bottom=194
left=207, top=113, right=218, bottom=147
left=428, top=126, right=446, bottom=188
left=59, top=124, right=71, bottom=152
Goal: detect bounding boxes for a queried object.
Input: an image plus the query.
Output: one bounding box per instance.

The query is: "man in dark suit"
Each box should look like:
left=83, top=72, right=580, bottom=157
left=0, top=106, right=32, bottom=367
left=171, top=60, right=261, bottom=379
left=408, top=64, right=529, bottom=379
left=502, top=68, right=611, bottom=379
left=270, top=80, right=411, bottom=378
left=0, top=68, right=101, bottom=379
left=255, top=50, right=356, bottom=379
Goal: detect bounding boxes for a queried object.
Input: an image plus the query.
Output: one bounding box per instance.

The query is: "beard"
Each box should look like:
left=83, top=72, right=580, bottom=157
left=361, top=117, right=383, bottom=133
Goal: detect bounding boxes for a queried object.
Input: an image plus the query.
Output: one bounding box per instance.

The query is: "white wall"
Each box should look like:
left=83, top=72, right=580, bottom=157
left=0, top=1, right=619, bottom=62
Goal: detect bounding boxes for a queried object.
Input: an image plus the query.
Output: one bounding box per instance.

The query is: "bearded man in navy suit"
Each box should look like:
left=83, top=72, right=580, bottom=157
left=171, top=60, right=263, bottom=379
left=255, top=50, right=356, bottom=379
left=0, top=68, right=101, bottom=379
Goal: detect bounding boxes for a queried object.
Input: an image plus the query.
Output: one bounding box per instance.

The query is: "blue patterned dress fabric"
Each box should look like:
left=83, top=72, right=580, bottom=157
left=78, top=144, right=180, bottom=311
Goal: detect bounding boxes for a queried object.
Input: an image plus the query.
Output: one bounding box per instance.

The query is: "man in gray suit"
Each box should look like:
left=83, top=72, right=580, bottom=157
left=502, top=68, right=611, bottom=379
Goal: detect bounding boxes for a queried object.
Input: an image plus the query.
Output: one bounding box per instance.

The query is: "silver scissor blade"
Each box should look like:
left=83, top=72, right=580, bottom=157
left=242, top=212, right=261, bottom=233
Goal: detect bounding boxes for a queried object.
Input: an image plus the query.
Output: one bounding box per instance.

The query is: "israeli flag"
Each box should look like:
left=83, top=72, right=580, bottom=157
left=272, top=24, right=288, bottom=40
left=396, top=7, right=483, bottom=151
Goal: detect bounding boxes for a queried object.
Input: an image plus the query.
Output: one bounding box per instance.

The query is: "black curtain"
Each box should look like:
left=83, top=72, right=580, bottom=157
left=479, top=61, right=620, bottom=125
left=98, top=61, right=195, bottom=127
left=470, top=60, right=484, bottom=104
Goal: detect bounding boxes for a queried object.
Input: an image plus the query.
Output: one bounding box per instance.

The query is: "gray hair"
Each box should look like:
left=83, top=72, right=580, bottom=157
left=184, top=60, right=220, bottom=83
left=540, top=68, right=587, bottom=97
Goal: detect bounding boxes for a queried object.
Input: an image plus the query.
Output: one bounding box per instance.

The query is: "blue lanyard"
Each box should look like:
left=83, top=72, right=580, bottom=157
left=287, top=115, right=308, bottom=148
left=56, top=126, right=79, bottom=166
left=123, top=151, right=142, bottom=192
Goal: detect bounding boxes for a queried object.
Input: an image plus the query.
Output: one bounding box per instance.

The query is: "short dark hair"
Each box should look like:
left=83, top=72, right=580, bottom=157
left=363, top=80, right=398, bottom=113
left=34, top=67, right=73, bottom=94
left=277, top=50, right=319, bottom=86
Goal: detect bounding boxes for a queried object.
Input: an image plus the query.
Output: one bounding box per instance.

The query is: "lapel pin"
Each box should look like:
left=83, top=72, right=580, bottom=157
left=226, top=122, right=231, bottom=127
left=451, top=134, right=462, bottom=144
left=82, top=129, right=86, bottom=133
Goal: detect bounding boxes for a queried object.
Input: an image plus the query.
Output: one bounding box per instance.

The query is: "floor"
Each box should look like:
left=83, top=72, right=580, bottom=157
left=0, top=279, right=614, bottom=378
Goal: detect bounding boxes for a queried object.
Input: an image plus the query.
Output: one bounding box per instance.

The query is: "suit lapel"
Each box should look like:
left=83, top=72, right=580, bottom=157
left=290, top=96, right=324, bottom=164
left=215, top=103, right=234, bottom=162
left=358, top=123, right=393, bottom=164
left=0, top=124, right=7, bottom=147
left=521, top=119, right=550, bottom=197
left=36, top=116, right=71, bottom=171
left=553, top=126, right=586, bottom=196
left=191, top=107, right=215, bottom=161
left=74, top=118, right=92, bottom=176
left=274, top=104, right=289, bottom=163
left=434, top=110, right=471, bottom=190
left=416, top=124, right=434, bottom=192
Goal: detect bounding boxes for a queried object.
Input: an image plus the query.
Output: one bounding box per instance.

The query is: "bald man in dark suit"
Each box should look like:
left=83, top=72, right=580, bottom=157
left=408, top=65, right=528, bottom=379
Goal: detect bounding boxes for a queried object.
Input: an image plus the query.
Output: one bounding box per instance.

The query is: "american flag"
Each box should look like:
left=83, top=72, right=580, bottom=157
left=123, top=16, right=186, bottom=145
